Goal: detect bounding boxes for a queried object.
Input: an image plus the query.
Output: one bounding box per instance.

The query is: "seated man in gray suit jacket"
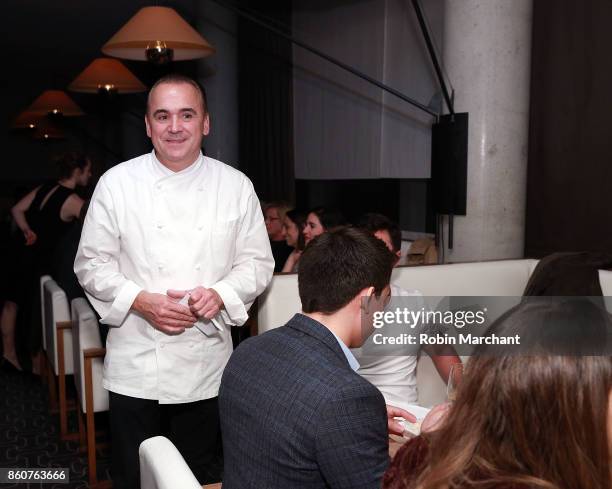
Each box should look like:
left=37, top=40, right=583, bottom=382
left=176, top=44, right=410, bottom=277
left=220, top=227, right=413, bottom=489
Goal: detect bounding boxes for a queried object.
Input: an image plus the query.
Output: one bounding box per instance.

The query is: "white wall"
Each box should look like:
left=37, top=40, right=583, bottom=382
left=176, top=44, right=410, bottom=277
left=292, top=0, right=444, bottom=180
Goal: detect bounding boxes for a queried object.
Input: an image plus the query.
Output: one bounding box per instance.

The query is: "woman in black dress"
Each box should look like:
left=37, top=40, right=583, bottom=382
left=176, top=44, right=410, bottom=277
left=1, top=151, right=92, bottom=371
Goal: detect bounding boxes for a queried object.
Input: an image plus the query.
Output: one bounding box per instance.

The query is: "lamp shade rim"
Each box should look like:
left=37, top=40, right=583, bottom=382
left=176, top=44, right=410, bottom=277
left=67, top=85, right=146, bottom=94
left=102, top=43, right=215, bottom=61
left=102, top=44, right=215, bottom=61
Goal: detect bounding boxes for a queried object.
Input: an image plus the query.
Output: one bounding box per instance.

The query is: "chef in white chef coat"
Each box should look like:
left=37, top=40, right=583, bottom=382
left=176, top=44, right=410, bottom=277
left=74, top=73, right=274, bottom=488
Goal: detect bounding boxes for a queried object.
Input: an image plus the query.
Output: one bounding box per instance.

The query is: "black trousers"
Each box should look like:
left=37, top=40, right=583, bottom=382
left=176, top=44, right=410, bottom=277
left=109, top=392, right=221, bottom=489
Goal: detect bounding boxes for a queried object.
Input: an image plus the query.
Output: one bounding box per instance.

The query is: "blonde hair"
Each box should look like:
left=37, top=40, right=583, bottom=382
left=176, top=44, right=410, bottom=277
left=264, top=201, right=292, bottom=223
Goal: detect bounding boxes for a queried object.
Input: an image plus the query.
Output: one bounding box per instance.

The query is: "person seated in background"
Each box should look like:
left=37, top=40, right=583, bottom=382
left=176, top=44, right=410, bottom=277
left=280, top=208, right=306, bottom=272
left=383, top=299, right=612, bottom=489
left=302, top=206, right=347, bottom=244
left=355, top=213, right=461, bottom=408
left=264, top=201, right=293, bottom=272
left=219, top=227, right=414, bottom=489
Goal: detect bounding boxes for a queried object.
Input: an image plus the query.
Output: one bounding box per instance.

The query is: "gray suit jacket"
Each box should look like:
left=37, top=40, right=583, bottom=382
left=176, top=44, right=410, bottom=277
left=219, top=313, right=389, bottom=488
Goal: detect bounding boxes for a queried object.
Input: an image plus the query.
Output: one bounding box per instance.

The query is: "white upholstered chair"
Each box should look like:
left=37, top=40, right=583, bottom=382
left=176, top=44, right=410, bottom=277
left=43, top=279, right=74, bottom=439
left=39, top=275, right=52, bottom=351
left=38, top=275, right=53, bottom=379
left=71, top=298, right=109, bottom=488
left=139, top=436, right=202, bottom=489
left=257, top=259, right=541, bottom=407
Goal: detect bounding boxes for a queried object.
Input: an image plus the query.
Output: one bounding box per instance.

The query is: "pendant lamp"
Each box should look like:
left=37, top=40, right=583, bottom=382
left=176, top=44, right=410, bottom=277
left=102, top=6, right=215, bottom=64
left=69, top=58, right=147, bottom=94
left=27, top=90, right=84, bottom=116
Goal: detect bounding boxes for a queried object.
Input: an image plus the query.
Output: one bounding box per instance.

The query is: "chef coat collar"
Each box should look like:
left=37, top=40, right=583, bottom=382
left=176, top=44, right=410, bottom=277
left=151, top=150, right=204, bottom=178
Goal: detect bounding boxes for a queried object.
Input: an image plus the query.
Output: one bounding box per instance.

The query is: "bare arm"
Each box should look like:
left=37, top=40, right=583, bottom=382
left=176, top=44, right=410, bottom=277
left=281, top=249, right=301, bottom=273
left=11, top=186, right=41, bottom=244
left=60, top=193, right=85, bottom=222
left=423, top=344, right=462, bottom=384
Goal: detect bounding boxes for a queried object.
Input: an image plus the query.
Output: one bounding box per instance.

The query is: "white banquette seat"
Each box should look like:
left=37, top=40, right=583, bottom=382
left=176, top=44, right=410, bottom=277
left=257, top=259, right=612, bottom=406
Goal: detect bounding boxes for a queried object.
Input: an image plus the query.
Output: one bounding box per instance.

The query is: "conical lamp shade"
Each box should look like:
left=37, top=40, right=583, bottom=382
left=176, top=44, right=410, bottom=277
left=12, top=111, right=43, bottom=129
left=69, top=58, right=147, bottom=93
left=102, top=6, right=215, bottom=61
left=27, top=90, right=84, bottom=116
left=33, top=119, right=65, bottom=140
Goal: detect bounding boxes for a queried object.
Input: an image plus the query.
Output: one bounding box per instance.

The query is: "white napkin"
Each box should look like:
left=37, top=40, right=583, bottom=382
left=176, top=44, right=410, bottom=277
left=178, top=293, right=223, bottom=336
left=395, top=404, right=431, bottom=436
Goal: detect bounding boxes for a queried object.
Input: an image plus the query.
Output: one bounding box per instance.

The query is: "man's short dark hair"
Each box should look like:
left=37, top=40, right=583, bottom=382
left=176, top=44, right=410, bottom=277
left=299, top=227, right=395, bottom=314
left=356, top=213, right=402, bottom=253
left=146, top=73, right=208, bottom=114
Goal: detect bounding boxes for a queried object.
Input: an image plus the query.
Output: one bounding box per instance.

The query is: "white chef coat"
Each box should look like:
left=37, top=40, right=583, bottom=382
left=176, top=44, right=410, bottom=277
left=74, top=151, right=274, bottom=403
left=353, top=284, right=424, bottom=408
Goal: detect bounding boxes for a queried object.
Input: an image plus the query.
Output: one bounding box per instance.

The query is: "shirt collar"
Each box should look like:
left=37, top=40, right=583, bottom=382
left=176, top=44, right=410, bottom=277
left=150, top=150, right=203, bottom=177
left=329, top=330, right=360, bottom=372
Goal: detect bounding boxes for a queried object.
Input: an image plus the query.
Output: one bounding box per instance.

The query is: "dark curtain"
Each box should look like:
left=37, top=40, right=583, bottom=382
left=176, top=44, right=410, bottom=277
left=525, top=0, right=612, bottom=257
left=237, top=2, right=295, bottom=203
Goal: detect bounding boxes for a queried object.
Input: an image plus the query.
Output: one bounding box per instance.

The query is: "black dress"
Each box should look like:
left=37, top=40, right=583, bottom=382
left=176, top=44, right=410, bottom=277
left=3, top=182, right=76, bottom=353
left=270, top=240, right=293, bottom=272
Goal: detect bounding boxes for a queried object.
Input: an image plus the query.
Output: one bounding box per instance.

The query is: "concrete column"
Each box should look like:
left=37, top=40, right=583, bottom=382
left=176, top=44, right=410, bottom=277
left=441, top=0, right=533, bottom=262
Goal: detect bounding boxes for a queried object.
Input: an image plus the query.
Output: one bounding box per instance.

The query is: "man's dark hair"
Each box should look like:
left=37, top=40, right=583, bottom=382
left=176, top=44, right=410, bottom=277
left=356, top=213, right=402, bottom=253
left=146, top=73, right=208, bottom=114
left=299, top=227, right=395, bottom=314
left=309, top=207, right=347, bottom=230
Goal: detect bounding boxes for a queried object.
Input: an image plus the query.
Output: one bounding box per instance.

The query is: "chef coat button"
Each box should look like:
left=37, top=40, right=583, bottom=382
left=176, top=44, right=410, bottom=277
left=197, top=225, right=203, bottom=231
left=160, top=343, right=165, bottom=349
left=158, top=264, right=164, bottom=270
left=156, top=184, right=162, bottom=190
left=189, top=342, right=194, bottom=348
left=157, top=224, right=163, bottom=229
left=197, top=187, right=204, bottom=192
left=195, top=264, right=201, bottom=271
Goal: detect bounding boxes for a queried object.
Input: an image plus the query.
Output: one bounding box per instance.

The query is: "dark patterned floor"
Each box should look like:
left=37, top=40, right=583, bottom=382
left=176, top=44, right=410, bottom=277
left=0, top=364, right=224, bottom=488
left=0, top=365, right=111, bottom=488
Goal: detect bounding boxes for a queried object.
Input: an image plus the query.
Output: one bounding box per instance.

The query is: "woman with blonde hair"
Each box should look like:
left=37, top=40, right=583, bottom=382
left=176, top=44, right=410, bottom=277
left=263, top=201, right=293, bottom=272
left=384, top=299, right=612, bottom=489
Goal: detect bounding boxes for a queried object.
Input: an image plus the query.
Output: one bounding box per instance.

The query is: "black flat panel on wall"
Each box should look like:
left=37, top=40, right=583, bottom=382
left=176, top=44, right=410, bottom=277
left=431, top=112, right=468, bottom=215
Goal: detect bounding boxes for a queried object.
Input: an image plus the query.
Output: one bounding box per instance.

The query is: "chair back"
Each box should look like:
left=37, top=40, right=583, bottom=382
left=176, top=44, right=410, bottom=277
left=44, top=279, right=73, bottom=375
left=71, top=298, right=108, bottom=413
left=40, top=275, right=52, bottom=350
left=139, top=436, right=201, bottom=489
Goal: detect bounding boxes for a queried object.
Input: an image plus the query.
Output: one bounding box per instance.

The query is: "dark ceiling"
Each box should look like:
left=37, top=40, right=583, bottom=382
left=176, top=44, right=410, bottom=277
left=4, top=0, right=199, bottom=125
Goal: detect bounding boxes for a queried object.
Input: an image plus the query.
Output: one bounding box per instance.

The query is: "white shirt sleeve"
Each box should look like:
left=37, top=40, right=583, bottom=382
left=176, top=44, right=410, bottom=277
left=74, top=176, right=143, bottom=326
left=211, top=179, right=274, bottom=326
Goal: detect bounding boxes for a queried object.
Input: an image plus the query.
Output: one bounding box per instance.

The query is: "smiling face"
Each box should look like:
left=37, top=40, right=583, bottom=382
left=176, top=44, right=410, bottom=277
left=145, top=82, right=210, bottom=171
left=282, top=215, right=300, bottom=247
left=303, top=212, right=324, bottom=244
left=265, top=206, right=284, bottom=240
